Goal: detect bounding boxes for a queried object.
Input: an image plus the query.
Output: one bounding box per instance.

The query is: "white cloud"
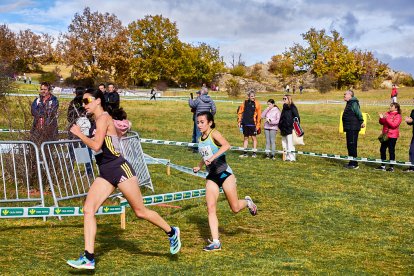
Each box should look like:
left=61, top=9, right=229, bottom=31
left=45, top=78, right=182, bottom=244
left=0, top=0, right=33, bottom=13
left=3, top=0, right=414, bottom=75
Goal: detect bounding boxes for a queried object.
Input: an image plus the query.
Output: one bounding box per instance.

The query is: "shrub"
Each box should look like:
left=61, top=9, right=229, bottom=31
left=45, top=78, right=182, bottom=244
left=0, top=62, right=15, bottom=97
left=315, top=74, right=335, bottom=93
left=39, top=72, right=58, bottom=84
left=397, top=75, right=414, bottom=87
left=230, top=65, right=246, bottom=77
left=225, top=78, right=242, bottom=97
left=155, top=81, right=168, bottom=91
left=249, top=64, right=262, bottom=81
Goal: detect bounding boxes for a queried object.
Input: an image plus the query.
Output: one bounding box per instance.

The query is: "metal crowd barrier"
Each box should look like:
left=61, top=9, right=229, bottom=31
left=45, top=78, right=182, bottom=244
left=41, top=140, right=98, bottom=207
left=0, top=141, right=45, bottom=207
left=120, top=131, right=153, bottom=191
left=41, top=133, right=153, bottom=207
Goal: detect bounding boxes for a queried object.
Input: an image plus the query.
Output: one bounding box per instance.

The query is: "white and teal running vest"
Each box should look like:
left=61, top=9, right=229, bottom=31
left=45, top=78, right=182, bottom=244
left=198, top=129, right=232, bottom=175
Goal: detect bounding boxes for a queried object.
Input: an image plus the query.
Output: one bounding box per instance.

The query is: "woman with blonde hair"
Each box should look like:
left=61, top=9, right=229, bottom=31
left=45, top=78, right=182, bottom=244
left=278, top=95, right=300, bottom=161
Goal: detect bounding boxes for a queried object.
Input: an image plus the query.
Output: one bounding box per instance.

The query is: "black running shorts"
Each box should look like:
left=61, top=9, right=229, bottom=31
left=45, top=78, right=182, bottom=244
left=242, top=125, right=257, bottom=137
left=98, top=158, right=136, bottom=187
left=206, top=171, right=232, bottom=188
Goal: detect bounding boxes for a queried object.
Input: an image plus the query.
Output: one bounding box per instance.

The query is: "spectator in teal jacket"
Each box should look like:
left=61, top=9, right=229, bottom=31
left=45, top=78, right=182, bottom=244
left=342, top=90, right=365, bottom=169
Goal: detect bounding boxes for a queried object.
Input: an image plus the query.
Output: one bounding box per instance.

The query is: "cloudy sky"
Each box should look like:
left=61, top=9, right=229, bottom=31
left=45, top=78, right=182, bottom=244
left=1, top=0, right=413, bottom=75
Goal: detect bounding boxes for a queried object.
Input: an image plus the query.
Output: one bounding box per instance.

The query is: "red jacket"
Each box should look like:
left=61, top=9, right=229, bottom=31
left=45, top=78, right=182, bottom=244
left=379, top=111, right=402, bottom=138
left=391, top=87, right=398, bottom=97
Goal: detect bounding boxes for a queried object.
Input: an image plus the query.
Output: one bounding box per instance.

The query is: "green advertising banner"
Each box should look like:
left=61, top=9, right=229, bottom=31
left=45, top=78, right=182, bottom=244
left=120, top=188, right=223, bottom=208
left=0, top=206, right=125, bottom=218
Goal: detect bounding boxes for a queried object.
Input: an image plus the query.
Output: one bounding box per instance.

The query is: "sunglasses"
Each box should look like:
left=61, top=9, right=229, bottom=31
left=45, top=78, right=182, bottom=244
left=82, top=97, right=95, bottom=105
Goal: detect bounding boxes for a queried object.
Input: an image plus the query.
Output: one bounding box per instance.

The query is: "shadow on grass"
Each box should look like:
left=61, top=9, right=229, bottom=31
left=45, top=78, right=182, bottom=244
left=186, top=206, right=252, bottom=241
left=68, top=268, right=96, bottom=275
left=0, top=221, right=84, bottom=231
left=96, top=223, right=181, bottom=258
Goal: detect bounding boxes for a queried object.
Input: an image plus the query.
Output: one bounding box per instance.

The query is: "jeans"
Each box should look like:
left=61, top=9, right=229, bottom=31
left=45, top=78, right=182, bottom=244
left=265, top=129, right=277, bottom=155
left=192, top=120, right=201, bottom=151
left=380, top=138, right=397, bottom=166
left=191, top=121, right=197, bottom=143
left=346, top=130, right=359, bottom=166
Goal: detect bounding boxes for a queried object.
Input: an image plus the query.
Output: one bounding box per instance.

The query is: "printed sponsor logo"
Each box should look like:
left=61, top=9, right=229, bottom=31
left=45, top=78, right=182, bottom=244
left=183, top=192, right=191, bottom=199
left=54, top=207, right=76, bottom=215
left=192, top=191, right=200, bottom=197
left=164, top=194, right=173, bottom=202
left=102, top=206, right=122, bottom=213
left=200, top=190, right=206, bottom=196
left=154, top=196, right=163, bottom=203
left=1, top=208, right=24, bottom=217
left=28, top=208, right=50, bottom=216
left=143, top=197, right=153, bottom=205
left=174, top=193, right=183, bottom=200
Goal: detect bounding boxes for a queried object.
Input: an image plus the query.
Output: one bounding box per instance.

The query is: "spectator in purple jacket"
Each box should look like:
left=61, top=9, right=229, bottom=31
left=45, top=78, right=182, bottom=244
left=261, top=99, right=281, bottom=160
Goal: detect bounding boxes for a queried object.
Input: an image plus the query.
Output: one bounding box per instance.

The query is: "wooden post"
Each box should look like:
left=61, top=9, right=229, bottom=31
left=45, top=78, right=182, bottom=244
left=167, top=165, right=171, bottom=175
left=119, top=196, right=126, bottom=230
left=120, top=211, right=126, bottom=230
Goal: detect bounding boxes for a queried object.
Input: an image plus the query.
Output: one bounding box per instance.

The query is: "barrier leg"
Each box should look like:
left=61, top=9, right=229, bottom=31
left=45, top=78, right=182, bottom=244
left=118, top=196, right=126, bottom=229
left=121, top=210, right=126, bottom=230
left=167, top=165, right=171, bottom=176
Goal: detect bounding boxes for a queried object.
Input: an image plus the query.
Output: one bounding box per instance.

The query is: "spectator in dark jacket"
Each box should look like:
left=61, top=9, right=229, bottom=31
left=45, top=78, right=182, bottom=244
left=67, top=87, right=95, bottom=139
left=104, top=83, right=120, bottom=111
left=342, top=90, right=365, bottom=169
left=190, top=90, right=202, bottom=145
left=189, top=87, right=216, bottom=143
left=67, top=87, right=86, bottom=139
left=279, top=94, right=300, bottom=161
left=404, top=99, right=414, bottom=172
left=30, top=82, right=59, bottom=144
left=237, top=91, right=262, bottom=158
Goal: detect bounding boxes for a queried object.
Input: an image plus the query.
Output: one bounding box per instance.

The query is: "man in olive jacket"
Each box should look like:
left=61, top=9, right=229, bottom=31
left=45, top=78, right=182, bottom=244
left=342, top=90, right=365, bottom=169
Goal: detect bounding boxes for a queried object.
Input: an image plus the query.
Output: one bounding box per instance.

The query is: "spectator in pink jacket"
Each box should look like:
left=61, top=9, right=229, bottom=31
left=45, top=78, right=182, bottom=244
left=391, top=84, right=398, bottom=103
left=261, top=99, right=281, bottom=159
left=375, top=102, right=402, bottom=172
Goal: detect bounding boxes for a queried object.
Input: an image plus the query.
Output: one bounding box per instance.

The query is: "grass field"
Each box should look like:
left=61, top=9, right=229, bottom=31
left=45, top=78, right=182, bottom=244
left=0, top=88, right=414, bottom=274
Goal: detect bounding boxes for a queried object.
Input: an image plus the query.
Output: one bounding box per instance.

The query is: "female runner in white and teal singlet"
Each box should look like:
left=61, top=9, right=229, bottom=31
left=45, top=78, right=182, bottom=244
left=193, top=111, right=257, bottom=252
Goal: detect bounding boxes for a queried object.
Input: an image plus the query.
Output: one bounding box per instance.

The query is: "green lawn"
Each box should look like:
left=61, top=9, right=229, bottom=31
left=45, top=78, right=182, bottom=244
left=0, top=89, right=413, bottom=274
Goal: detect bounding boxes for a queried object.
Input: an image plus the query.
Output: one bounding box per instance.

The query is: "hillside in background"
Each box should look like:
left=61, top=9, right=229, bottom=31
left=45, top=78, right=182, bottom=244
left=214, top=63, right=413, bottom=94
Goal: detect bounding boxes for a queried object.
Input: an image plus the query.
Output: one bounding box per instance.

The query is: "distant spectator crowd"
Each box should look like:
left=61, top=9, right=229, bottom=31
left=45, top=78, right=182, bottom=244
left=28, top=80, right=414, bottom=172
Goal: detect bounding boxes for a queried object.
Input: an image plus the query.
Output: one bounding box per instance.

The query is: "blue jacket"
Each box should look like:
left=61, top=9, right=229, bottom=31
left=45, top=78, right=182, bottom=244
left=31, top=94, right=59, bottom=140
left=189, top=94, right=216, bottom=116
